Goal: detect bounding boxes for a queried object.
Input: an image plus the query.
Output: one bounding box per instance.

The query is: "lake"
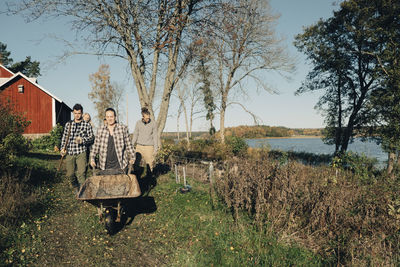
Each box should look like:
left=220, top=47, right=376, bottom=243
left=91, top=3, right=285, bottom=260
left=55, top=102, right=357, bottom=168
left=245, top=137, right=387, bottom=166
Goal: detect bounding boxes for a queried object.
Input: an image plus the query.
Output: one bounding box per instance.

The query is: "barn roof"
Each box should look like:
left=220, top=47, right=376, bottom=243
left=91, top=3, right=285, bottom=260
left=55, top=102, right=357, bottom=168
left=0, top=71, right=70, bottom=109
left=0, top=65, right=15, bottom=77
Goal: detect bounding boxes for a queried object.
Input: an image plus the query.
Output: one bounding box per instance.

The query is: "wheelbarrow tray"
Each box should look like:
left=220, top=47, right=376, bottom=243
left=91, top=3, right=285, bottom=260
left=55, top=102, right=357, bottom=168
left=77, top=173, right=141, bottom=201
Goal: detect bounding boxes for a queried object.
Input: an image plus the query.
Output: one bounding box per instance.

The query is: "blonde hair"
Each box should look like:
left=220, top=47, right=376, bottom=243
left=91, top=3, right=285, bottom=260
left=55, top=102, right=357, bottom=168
left=83, top=113, right=91, bottom=122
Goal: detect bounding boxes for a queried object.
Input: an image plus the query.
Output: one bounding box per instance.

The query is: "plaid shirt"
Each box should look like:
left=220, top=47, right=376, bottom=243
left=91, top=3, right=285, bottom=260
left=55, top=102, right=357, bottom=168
left=61, top=120, right=94, bottom=155
left=90, top=124, right=135, bottom=170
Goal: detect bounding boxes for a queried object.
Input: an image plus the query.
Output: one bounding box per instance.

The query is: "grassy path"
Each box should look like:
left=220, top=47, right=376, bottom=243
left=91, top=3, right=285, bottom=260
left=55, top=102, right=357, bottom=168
left=5, top=156, right=323, bottom=266
left=28, top=175, right=170, bottom=266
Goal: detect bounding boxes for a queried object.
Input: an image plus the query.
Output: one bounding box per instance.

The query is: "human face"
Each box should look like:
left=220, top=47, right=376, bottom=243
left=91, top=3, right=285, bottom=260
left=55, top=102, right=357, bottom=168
left=73, top=109, right=83, bottom=122
left=142, top=113, right=150, bottom=123
left=105, top=110, right=116, bottom=126
left=83, top=114, right=91, bottom=122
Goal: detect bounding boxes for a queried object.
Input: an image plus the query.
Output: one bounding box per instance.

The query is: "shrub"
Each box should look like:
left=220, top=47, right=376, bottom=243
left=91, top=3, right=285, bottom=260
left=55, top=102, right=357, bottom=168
left=0, top=102, right=30, bottom=169
left=31, top=124, right=64, bottom=151
left=2, top=133, right=30, bottom=156
left=225, top=136, right=248, bottom=156
left=157, top=139, right=175, bottom=163
left=331, top=152, right=378, bottom=183
left=0, top=101, right=30, bottom=140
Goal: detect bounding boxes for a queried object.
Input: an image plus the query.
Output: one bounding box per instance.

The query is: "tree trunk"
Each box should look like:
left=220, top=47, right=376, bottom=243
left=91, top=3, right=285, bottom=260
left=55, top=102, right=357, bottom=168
left=177, top=106, right=181, bottom=142
left=219, top=91, right=229, bottom=144
left=219, top=107, right=225, bottom=144
left=340, top=88, right=368, bottom=153
left=387, top=152, right=396, bottom=178
left=189, top=105, right=193, bottom=139
left=335, top=76, right=342, bottom=153
left=183, top=102, right=190, bottom=145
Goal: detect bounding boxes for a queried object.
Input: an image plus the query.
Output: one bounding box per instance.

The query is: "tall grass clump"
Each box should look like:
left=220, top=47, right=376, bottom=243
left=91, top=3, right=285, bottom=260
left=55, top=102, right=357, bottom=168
left=215, top=151, right=400, bottom=265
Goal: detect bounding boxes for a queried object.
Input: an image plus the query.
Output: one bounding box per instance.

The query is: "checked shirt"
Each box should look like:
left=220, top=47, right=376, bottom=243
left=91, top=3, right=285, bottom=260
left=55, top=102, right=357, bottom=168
left=60, top=120, right=94, bottom=155
left=90, top=124, right=135, bottom=170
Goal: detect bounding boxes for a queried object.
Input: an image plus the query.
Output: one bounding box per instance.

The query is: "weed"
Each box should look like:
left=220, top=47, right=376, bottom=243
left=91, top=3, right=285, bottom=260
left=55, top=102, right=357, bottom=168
left=215, top=155, right=400, bottom=265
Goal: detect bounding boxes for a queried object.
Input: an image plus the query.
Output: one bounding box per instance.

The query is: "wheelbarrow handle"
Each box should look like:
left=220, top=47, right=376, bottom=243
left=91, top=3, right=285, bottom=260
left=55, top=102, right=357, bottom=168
left=127, top=164, right=133, bottom=174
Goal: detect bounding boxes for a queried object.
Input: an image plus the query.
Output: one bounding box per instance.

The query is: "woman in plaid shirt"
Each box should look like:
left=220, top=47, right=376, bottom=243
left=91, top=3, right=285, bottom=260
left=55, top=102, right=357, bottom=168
left=90, top=108, right=135, bottom=172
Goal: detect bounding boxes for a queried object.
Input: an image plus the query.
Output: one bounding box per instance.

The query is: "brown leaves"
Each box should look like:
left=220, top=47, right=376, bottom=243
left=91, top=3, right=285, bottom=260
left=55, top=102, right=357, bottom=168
left=214, top=155, right=400, bottom=265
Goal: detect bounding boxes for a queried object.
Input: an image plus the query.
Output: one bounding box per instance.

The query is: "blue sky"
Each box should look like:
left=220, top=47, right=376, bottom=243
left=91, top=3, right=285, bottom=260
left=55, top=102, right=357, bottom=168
left=0, top=0, right=339, bottom=132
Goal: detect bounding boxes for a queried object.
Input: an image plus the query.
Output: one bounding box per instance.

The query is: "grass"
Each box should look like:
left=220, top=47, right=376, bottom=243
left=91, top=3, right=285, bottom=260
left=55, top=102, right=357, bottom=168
left=0, top=153, right=61, bottom=266
left=1, top=151, right=326, bottom=266
left=150, top=174, right=326, bottom=266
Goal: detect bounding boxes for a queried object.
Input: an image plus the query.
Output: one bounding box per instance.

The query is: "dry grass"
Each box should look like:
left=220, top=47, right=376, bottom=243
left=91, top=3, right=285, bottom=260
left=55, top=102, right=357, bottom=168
left=214, top=153, right=400, bottom=265
left=0, top=173, right=39, bottom=227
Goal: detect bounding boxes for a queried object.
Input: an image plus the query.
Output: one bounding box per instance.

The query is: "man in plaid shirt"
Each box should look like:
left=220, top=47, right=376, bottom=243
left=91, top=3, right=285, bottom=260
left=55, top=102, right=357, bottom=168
left=60, top=104, right=94, bottom=193
left=90, top=108, right=135, bottom=172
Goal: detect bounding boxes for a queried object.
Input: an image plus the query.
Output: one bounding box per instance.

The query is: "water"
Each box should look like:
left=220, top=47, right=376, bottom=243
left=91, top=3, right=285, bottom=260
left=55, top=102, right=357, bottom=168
left=245, top=137, right=387, bottom=166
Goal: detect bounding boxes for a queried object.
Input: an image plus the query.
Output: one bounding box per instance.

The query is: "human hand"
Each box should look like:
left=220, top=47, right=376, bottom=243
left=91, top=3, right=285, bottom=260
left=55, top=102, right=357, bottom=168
left=129, top=158, right=135, bottom=165
left=60, top=148, right=66, bottom=156
left=90, top=160, right=96, bottom=168
left=74, top=136, right=83, bottom=144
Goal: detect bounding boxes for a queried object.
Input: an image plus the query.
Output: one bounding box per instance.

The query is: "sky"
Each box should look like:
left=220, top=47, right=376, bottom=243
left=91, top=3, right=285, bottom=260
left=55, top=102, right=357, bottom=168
left=0, top=0, right=339, bottom=132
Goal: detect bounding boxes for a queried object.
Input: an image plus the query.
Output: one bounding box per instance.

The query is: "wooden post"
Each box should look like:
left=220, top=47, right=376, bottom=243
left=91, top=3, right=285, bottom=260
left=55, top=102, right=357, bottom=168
left=192, top=163, right=195, bottom=181
left=209, top=162, right=215, bottom=209
left=175, top=164, right=179, bottom=183
left=183, top=165, right=187, bottom=186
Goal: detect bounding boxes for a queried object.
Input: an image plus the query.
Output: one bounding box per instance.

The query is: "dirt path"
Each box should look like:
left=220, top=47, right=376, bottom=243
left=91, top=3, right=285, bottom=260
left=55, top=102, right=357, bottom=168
left=31, top=176, right=168, bottom=266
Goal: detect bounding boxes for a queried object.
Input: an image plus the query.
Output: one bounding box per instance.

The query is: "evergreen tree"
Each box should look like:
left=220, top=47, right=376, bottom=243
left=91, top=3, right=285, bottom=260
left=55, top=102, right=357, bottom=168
left=0, top=41, right=41, bottom=77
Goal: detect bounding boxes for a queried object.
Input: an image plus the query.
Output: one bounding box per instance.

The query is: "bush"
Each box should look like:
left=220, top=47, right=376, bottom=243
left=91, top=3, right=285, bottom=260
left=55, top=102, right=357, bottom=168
left=0, top=102, right=31, bottom=170
left=183, top=138, right=233, bottom=161
left=331, top=152, right=378, bottom=183
left=0, top=101, right=30, bottom=140
left=2, top=133, right=30, bottom=156
left=31, top=124, right=64, bottom=151
left=225, top=136, right=248, bottom=156
left=157, top=139, right=175, bottom=163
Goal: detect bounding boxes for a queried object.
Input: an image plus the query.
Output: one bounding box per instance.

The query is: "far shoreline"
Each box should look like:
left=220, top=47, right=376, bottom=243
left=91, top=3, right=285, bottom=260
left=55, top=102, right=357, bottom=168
left=245, top=135, right=323, bottom=140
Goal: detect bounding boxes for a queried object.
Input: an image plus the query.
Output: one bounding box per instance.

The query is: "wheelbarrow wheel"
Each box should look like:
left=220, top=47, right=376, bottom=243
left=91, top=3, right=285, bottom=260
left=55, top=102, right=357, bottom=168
left=104, top=207, right=116, bottom=234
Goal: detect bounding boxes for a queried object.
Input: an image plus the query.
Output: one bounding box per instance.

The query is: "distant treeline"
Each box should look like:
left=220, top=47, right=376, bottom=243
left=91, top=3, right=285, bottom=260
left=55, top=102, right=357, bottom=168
left=224, top=125, right=323, bottom=138
left=162, top=126, right=323, bottom=140
left=161, top=131, right=207, bottom=140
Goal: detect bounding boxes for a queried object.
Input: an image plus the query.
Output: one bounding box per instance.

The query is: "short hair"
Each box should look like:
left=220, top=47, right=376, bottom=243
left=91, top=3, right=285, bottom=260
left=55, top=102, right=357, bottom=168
left=105, top=107, right=116, bottom=116
left=141, top=107, right=150, bottom=115
left=73, top=103, right=83, bottom=112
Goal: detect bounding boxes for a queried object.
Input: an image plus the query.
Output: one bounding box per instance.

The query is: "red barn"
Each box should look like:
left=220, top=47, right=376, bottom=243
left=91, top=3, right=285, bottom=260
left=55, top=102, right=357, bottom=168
left=0, top=64, right=71, bottom=137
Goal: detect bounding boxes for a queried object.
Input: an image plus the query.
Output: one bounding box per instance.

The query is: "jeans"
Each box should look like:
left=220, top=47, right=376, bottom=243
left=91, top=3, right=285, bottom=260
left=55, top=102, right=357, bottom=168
left=65, top=152, right=87, bottom=188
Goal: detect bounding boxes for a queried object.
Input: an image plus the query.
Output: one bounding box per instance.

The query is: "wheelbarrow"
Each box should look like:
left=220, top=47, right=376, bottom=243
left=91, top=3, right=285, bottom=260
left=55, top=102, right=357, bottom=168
left=76, top=166, right=141, bottom=234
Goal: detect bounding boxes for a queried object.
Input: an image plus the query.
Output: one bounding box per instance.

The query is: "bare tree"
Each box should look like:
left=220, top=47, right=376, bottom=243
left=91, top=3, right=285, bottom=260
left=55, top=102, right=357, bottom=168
left=175, top=75, right=203, bottom=145
left=10, top=0, right=218, bottom=136
left=203, top=0, right=294, bottom=143
left=88, top=64, right=124, bottom=127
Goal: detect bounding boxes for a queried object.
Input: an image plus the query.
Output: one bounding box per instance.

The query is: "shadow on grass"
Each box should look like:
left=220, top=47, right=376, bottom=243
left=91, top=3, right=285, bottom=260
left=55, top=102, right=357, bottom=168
left=108, top=163, right=170, bottom=235
left=106, top=196, right=157, bottom=236
left=27, top=151, right=61, bottom=161
left=8, top=156, right=63, bottom=187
